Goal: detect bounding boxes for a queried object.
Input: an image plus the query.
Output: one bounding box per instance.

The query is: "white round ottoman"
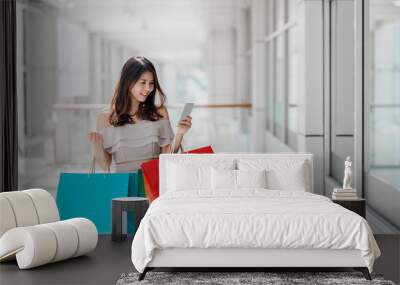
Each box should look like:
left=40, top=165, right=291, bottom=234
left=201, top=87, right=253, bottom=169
left=0, top=189, right=98, bottom=269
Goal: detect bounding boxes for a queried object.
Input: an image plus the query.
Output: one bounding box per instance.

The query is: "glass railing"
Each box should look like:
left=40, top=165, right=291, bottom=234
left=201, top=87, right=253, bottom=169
left=369, top=105, right=400, bottom=168
left=369, top=105, right=400, bottom=189
left=18, top=103, right=252, bottom=194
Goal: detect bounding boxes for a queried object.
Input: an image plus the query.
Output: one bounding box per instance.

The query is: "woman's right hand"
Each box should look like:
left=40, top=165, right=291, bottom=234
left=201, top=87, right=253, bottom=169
left=88, top=132, right=104, bottom=150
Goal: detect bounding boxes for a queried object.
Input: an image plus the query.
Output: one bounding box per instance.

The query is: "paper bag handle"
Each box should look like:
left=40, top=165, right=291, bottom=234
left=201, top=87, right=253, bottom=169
left=90, top=157, right=110, bottom=174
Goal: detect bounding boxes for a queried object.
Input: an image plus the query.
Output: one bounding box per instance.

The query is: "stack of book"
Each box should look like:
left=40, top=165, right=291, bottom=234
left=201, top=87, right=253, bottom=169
left=332, top=188, right=358, bottom=200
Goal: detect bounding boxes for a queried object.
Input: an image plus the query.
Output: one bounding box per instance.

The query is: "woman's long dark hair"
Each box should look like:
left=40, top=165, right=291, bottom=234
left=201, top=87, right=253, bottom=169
left=109, top=56, right=166, bottom=127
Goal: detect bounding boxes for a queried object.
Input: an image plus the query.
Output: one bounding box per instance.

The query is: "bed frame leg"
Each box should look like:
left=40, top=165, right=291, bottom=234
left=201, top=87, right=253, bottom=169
left=138, top=268, right=148, bottom=281
left=354, top=267, right=371, bottom=280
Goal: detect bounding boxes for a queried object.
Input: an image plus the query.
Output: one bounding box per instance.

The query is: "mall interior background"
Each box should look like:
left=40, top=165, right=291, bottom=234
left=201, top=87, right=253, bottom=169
left=16, top=0, right=400, bottom=234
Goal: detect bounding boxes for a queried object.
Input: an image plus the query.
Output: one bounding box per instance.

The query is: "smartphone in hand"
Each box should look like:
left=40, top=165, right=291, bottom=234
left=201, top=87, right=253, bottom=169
left=178, top=103, right=194, bottom=125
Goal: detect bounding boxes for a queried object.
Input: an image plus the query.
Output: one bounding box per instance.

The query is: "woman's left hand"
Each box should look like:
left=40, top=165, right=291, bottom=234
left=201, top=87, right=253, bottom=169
left=177, top=116, right=192, bottom=136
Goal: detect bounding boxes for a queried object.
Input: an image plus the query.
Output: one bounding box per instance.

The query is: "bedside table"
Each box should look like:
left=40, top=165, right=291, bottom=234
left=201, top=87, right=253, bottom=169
left=332, top=198, right=366, bottom=218
left=112, top=197, right=149, bottom=242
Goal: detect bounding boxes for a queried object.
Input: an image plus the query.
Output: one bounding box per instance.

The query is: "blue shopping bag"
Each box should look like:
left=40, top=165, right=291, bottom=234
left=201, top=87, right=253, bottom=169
left=56, top=172, right=139, bottom=234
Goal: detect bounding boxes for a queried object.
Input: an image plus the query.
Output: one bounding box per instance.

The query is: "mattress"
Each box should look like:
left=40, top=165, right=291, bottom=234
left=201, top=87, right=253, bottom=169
left=131, top=190, right=380, bottom=273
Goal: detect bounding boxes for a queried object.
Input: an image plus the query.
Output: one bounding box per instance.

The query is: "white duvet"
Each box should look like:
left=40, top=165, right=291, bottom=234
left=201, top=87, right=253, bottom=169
left=131, top=190, right=380, bottom=273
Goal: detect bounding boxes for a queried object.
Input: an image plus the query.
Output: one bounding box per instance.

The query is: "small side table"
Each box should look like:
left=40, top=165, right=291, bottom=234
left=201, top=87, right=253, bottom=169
left=112, top=197, right=149, bottom=242
left=332, top=198, right=366, bottom=218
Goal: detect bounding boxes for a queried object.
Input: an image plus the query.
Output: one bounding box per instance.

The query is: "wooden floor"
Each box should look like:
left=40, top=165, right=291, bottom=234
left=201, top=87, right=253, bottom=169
left=0, top=235, right=134, bottom=285
left=0, top=235, right=398, bottom=285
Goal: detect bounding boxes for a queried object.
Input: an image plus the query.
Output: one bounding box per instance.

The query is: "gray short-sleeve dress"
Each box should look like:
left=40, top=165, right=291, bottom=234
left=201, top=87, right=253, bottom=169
left=100, top=119, right=174, bottom=173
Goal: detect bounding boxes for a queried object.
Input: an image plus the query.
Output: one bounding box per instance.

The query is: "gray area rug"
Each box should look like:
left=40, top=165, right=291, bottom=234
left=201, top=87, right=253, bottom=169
left=116, top=271, right=396, bottom=285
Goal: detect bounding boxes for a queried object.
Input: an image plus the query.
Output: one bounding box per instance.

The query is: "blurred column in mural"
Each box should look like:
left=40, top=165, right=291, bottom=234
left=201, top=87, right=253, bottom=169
left=250, top=0, right=267, bottom=152
left=205, top=2, right=239, bottom=152
left=235, top=1, right=251, bottom=136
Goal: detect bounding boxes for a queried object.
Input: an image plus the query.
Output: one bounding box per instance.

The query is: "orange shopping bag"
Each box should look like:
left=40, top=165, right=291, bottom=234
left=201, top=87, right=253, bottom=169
left=141, top=146, right=214, bottom=203
left=143, top=174, right=155, bottom=202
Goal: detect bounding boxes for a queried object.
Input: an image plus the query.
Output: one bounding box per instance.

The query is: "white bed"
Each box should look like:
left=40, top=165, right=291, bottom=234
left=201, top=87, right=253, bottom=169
left=131, top=154, right=380, bottom=280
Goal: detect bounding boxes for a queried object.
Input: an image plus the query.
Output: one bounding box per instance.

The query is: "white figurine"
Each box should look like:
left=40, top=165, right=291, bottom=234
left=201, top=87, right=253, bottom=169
left=342, top=156, right=352, bottom=189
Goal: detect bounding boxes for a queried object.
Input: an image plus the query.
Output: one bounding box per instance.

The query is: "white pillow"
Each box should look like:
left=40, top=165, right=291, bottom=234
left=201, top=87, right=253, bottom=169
left=211, top=169, right=267, bottom=190
left=236, top=169, right=267, bottom=188
left=165, top=159, right=236, bottom=193
left=167, top=162, right=211, bottom=191
left=211, top=168, right=236, bottom=190
left=238, top=159, right=309, bottom=191
left=266, top=167, right=306, bottom=191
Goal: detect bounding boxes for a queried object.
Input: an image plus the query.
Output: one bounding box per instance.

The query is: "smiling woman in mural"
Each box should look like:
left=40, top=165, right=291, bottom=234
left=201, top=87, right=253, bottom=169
left=88, top=56, right=192, bottom=173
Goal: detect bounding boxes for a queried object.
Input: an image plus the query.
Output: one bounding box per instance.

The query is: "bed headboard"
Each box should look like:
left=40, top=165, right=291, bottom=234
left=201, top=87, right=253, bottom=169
left=159, top=153, right=314, bottom=196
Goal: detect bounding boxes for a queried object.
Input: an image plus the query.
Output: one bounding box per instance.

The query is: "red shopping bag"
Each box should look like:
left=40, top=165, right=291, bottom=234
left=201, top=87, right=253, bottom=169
left=141, top=146, right=214, bottom=202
